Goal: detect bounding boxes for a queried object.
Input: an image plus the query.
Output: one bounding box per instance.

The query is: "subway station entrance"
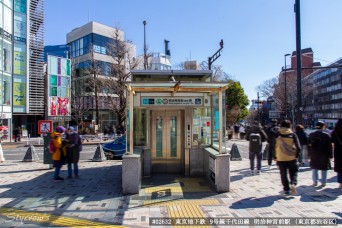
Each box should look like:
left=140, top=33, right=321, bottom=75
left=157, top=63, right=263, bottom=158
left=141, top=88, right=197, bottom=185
left=122, top=70, right=231, bottom=194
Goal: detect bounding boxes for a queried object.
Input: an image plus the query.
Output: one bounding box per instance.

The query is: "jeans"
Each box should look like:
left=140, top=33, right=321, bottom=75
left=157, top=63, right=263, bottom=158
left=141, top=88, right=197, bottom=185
left=338, top=172, right=342, bottom=183
left=67, top=163, right=79, bottom=177
left=249, top=151, right=262, bottom=171
left=312, top=169, right=327, bottom=184
left=54, top=166, right=61, bottom=179
left=277, top=160, right=298, bottom=192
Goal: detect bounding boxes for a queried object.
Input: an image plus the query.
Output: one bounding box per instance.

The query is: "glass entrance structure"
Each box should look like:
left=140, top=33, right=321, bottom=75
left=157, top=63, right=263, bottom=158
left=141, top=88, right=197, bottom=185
left=122, top=70, right=231, bottom=194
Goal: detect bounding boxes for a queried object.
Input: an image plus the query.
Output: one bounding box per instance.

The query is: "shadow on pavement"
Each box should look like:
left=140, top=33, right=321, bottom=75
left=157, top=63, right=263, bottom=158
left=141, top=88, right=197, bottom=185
left=0, top=161, right=125, bottom=226
left=229, top=195, right=286, bottom=209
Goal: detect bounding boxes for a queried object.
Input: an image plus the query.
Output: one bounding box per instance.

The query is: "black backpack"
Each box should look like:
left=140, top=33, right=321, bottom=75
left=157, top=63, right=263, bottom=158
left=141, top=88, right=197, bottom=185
left=249, top=133, right=262, bottom=153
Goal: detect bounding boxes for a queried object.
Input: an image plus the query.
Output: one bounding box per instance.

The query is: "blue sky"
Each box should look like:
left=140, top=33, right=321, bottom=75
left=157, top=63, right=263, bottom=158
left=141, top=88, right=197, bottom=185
left=45, top=0, right=342, bottom=103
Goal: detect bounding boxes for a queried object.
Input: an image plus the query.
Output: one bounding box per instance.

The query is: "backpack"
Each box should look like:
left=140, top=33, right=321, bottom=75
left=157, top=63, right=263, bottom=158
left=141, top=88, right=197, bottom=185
left=249, top=133, right=262, bottom=153
left=49, top=140, right=56, bottom=154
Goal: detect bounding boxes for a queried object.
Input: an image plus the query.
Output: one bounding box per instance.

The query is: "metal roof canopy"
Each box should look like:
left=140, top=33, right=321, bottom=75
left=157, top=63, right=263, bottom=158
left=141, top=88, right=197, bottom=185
left=127, top=70, right=229, bottom=95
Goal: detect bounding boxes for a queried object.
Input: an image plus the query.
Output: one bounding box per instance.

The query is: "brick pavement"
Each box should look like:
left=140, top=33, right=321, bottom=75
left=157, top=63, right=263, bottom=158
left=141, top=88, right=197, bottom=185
left=0, top=155, right=341, bottom=227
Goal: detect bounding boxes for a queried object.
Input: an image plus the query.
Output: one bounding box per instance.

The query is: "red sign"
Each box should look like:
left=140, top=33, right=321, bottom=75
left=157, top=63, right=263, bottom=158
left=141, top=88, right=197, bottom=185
left=38, top=120, right=53, bottom=134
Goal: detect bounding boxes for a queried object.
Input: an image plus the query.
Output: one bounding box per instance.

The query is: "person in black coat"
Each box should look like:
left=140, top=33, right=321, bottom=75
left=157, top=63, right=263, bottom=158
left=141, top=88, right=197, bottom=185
left=295, top=125, right=308, bottom=166
left=331, top=118, right=342, bottom=189
left=308, top=121, right=333, bottom=187
left=265, top=120, right=279, bottom=168
left=65, top=127, right=81, bottom=178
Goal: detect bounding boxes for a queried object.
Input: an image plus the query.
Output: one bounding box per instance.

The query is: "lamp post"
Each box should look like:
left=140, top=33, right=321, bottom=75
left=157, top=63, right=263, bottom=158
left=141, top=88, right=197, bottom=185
left=143, top=20, right=147, bottom=70
left=284, top=53, right=290, bottom=120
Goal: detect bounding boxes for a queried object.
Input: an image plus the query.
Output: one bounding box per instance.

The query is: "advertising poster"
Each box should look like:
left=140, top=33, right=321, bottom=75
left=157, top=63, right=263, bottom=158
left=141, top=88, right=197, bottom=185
left=14, top=0, right=26, bottom=13
left=13, top=82, right=26, bottom=106
left=14, top=51, right=26, bottom=75
left=47, top=55, right=71, bottom=118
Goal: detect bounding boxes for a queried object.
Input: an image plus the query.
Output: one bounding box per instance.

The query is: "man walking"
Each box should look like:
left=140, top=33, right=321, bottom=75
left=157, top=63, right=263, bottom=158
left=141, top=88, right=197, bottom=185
left=308, top=121, right=332, bottom=187
left=274, top=120, right=302, bottom=195
left=265, top=119, right=279, bottom=169
left=246, top=121, right=267, bottom=175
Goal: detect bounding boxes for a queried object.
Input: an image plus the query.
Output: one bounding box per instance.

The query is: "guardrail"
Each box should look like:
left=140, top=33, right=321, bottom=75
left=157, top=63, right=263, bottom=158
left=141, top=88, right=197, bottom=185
left=80, top=134, right=122, bottom=143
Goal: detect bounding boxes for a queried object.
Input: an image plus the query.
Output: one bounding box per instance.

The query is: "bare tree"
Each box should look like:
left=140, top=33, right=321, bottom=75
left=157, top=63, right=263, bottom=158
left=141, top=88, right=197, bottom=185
left=97, top=28, right=140, bottom=134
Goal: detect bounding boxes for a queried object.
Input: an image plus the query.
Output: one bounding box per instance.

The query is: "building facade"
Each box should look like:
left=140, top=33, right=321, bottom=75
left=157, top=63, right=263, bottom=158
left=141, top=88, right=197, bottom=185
left=303, top=58, right=342, bottom=128
left=67, top=21, right=136, bottom=133
left=0, top=0, right=44, bottom=139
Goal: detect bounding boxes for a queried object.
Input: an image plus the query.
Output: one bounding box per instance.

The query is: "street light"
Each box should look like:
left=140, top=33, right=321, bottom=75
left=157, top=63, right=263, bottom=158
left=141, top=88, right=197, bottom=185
left=143, top=20, right=147, bottom=70
left=284, top=54, right=291, bottom=120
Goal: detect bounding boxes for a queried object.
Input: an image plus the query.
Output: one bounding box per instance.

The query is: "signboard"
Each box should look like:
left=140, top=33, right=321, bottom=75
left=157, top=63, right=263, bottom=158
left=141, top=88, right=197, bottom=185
left=269, top=111, right=281, bottom=118
left=141, top=97, right=203, bottom=106
left=13, top=82, right=26, bottom=106
left=38, top=120, right=53, bottom=134
left=47, top=55, right=71, bottom=118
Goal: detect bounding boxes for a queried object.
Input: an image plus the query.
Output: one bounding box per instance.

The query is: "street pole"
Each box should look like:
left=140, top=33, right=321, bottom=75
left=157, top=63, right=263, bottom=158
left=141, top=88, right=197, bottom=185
left=208, top=39, right=224, bottom=71
left=257, top=92, right=260, bottom=123
left=284, top=54, right=290, bottom=120
left=92, top=44, right=99, bottom=127
left=295, top=0, right=302, bottom=125
left=143, top=20, right=147, bottom=70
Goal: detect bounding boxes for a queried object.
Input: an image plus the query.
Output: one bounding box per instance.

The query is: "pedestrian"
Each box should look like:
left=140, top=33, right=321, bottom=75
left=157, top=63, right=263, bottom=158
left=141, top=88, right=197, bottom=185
left=51, top=126, right=67, bottom=182
left=274, top=120, right=302, bottom=195
left=239, top=125, right=246, bottom=139
left=295, top=125, right=308, bottom=166
left=308, top=121, right=332, bottom=187
left=246, top=121, right=267, bottom=175
left=0, top=142, right=5, bottom=163
left=331, top=119, right=342, bottom=189
left=265, top=119, right=279, bottom=169
left=233, top=124, right=240, bottom=140
left=13, top=127, right=19, bottom=142
left=65, top=126, right=82, bottom=179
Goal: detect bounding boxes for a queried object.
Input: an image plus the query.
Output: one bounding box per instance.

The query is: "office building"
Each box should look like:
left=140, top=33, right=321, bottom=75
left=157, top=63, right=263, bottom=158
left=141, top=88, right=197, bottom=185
left=67, top=21, right=136, bottom=132
left=0, top=0, right=44, bottom=138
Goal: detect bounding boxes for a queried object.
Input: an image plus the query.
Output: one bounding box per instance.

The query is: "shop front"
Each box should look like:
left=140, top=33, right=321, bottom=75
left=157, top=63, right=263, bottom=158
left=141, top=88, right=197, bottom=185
left=122, top=70, right=231, bottom=194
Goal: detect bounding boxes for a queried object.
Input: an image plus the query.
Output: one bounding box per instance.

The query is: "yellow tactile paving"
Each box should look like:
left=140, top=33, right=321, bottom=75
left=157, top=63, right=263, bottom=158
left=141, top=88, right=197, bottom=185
left=0, top=207, right=123, bottom=227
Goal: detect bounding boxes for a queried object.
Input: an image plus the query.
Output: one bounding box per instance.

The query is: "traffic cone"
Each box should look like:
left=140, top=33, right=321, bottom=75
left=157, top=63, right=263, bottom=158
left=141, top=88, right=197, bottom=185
left=0, top=143, right=5, bottom=162
left=92, top=144, right=106, bottom=162
left=23, top=144, right=39, bottom=162
left=230, top=143, right=242, bottom=161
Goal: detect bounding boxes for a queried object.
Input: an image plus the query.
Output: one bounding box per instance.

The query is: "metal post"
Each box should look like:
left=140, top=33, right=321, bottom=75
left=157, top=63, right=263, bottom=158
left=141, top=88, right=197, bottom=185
left=143, top=20, right=147, bottom=70
left=295, top=0, right=302, bottom=124
left=284, top=54, right=290, bottom=120
left=257, top=92, right=260, bottom=123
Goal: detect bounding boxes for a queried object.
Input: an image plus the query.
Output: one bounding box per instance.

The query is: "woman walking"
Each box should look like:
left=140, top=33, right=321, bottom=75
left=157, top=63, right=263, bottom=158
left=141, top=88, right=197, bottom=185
left=331, top=119, right=342, bottom=189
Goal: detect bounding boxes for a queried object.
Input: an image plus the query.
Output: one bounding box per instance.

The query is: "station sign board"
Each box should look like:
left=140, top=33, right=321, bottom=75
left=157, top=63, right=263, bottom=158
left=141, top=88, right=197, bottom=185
left=141, top=97, right=203, bottom=106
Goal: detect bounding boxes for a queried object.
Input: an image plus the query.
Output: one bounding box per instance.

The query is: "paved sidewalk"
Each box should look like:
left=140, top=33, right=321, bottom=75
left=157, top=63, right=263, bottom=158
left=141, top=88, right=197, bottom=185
left=0, top=158, right=341, bottom=227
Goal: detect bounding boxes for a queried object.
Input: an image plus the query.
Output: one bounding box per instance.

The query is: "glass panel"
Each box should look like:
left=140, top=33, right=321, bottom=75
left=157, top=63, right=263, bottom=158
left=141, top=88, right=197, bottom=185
left=50, top=75, right=57, bottom=86
left=192, top=108, right=211, bottom=146
left=170, top=116, right=177, bottom=157
left=156, top=116, right=163, bottom=157
left=133, top=109, right=147, bottom=146
left=50, top=87, right=57, bottom=96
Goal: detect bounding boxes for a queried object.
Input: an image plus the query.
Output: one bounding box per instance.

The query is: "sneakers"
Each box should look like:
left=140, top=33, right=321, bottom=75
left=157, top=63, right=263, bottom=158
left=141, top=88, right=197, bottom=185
left=284, top=191, right=291, bottom=196
left=290, top=184, right=297, bottom=195
left=250, top=170, right=254, bottom=175
left=53, top=176, right=64, bottom=182
left=320, top=183, right=326, bottom=188
left=312, top=182, right=318, bottom=187
left=267, top=165, right=271, bottom=170
left=256, top=170, right=261, bottom=175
